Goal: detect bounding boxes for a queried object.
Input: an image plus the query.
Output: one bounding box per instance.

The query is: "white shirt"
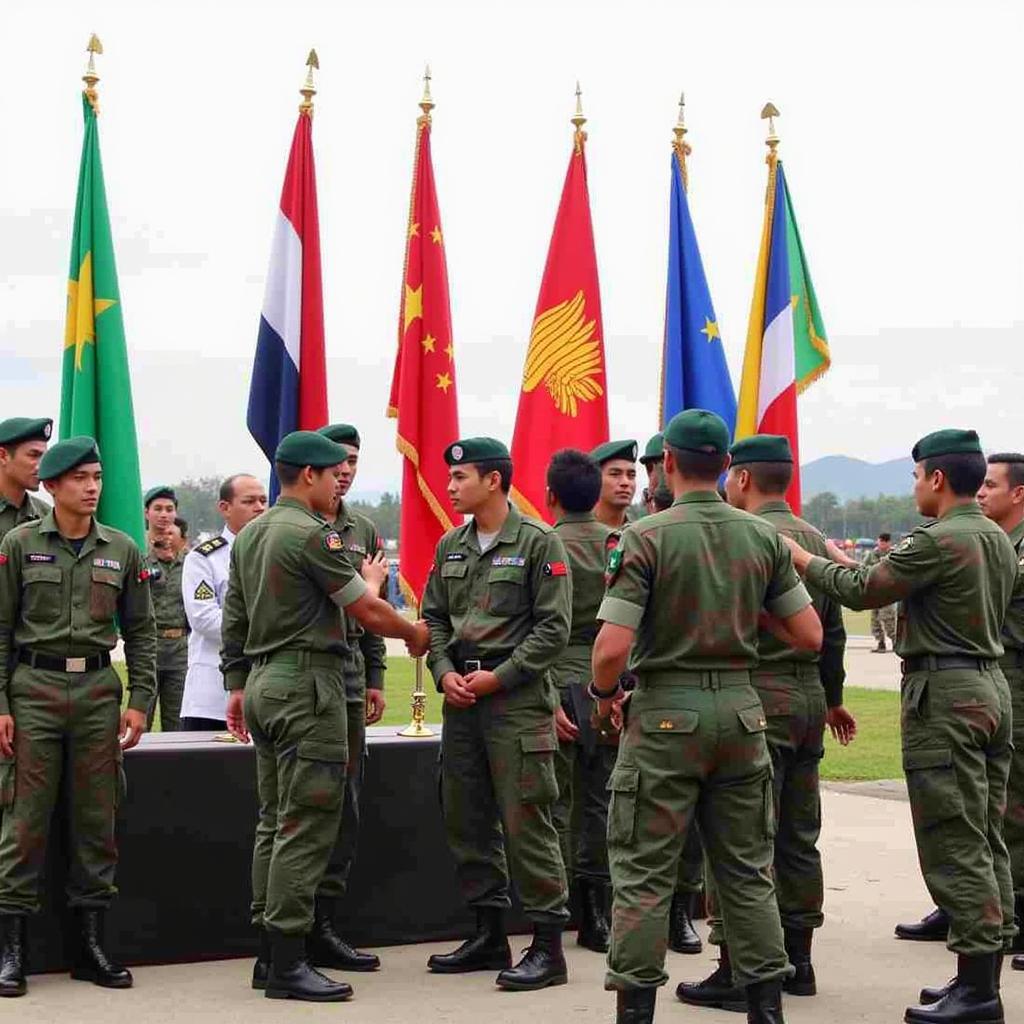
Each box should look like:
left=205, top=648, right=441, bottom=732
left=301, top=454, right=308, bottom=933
left=179, top=526, right=235, bottom=722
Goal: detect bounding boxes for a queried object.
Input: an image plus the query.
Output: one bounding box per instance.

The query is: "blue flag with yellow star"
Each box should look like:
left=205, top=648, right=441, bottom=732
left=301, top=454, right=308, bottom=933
left=660, top=152, right=736, bottom=433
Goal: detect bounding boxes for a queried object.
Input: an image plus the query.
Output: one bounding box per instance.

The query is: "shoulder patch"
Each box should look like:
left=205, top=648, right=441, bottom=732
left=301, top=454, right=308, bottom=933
left=894, top=536, right=915, bottom=554
left=606, top=531, right=622, bottom=554
left=323, top=531, right=344, bottom=553
left=26, top=552, right=55, bottom=563
left=605, top=547, right=623, bottom=586
left=137, top=567, right=153, bottom=582
left=197, top=536, right=228, bottom=557
left=0, top=553, right=6, bottom=565
left=194, top=580, right=216, bottom=601
left=543, top=561, right=568, bottom=577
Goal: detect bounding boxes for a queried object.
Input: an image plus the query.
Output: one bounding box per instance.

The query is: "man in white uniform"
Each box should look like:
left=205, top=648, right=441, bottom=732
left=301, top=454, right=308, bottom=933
left=179, top=474, right=267, bottom=730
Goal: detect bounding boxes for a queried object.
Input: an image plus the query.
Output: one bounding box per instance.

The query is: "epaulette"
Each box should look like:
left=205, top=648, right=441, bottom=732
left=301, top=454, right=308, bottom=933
left=196, top=536, right=228, bottom=557
left=520, top=515, right=553, bottom=535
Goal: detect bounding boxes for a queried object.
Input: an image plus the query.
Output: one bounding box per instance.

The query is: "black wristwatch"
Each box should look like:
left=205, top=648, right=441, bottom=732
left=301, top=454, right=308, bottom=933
left=587, top=679, right=622, bottom=701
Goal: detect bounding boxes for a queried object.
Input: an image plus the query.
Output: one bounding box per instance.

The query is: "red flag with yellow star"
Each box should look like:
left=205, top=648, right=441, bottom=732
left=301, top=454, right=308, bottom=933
left=387, top=102, right=460, bottom=605
left=510, top=116, right=609, bottom=522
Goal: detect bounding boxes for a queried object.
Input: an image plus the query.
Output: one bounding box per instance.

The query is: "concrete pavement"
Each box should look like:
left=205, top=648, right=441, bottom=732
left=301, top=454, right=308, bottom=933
left=15, top=787, right=1022, bottom=1024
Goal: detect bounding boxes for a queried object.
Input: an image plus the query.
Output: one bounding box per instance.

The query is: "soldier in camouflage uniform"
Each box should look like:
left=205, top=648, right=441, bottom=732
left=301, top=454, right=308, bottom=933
left=310, top=423, right=387, bottom=973
left=864, top=534, right=897, bottom=652
left=679, top=434, right=853, bottom=1010
left=0, top=418, right=52, bottom=543
left=221, top=431, right=428, bottom=1003
left=594, top=410, right=822, bottom=1024
left=785, top=429, right=1018, bottom=1024
left=422, top=437, right=572, bottom=991
left=144, top=486, right=188, bottom=731
left=544, top=448, right=617, bottom=953
left=0, top=437, right=156, bottom=998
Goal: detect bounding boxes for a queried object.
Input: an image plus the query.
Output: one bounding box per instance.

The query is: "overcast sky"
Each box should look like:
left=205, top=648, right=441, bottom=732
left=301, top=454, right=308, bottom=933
left=2, top=0, right=1022, bottom=498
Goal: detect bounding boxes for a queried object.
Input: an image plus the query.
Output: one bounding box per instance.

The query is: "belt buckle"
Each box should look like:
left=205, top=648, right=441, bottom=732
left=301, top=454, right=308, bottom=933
left=65, top=657, right=87, bottom=673
left=464, top=659, right=482, bottom=674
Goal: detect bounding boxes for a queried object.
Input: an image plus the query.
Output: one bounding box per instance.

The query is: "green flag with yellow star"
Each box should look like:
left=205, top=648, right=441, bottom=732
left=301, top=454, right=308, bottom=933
left=60, top=93, right=144, bottom=545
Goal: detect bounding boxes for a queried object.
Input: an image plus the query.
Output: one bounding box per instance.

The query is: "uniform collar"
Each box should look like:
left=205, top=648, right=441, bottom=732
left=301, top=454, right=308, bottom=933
left=222, top=525, right=236, bottom=546
left=0, top=490, right=26, bottom=513
left=1008, top=518, right=1024, bottom=550
left=753, top=499, right=792, bottom=515
left=555, top=511, right=596, bottom=526
left=460, top=502, right=522, bottom=549
left=672, top=490, right=723, bottom=506
left=939, top=502, right=984, bottom=521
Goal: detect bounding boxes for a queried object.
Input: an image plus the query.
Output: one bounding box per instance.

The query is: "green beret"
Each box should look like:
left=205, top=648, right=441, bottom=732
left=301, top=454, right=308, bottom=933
left=591, top=439, right=638, bottom=466
left=663, top=409, right=730, bottom=455
left=275, top=430, right=349, bottom=468
left=912, top=429, right=983, bottom=463
left=0, top=417, right=53, bottom=447
left=38, top=436, right=100, bottom=481
left=144, top=485, right=177, bottom=508
left=444, top=437, right=510, bottom=465
left=317, top=423, right=361, bottom=449
left=729, top=434, right=793, bottom=466
left=639, top=433, right=664, bottom=465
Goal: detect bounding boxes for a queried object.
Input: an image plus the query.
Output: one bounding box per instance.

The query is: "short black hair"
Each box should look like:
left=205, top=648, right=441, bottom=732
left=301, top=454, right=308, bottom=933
left=746, top=461, right=794, bottom=496
left=547, top=449, right=601, bottom=512
left=667, top=444, right=728, bottom=483
left=877, top=532, right=892, bottom=542
left=987, top=452, right=1024, bottom=490
left=220, top=474, right=247, bottom=502
left=174, top=516, right=188, bottom=539
left=469, top=458, right=513, bottom=494
left=274, top=461, right=302, bottom=487
left=923, top=452, right=987, bottom=496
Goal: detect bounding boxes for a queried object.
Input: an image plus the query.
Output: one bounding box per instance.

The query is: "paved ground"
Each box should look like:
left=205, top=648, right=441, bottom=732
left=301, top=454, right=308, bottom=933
left=16, top=787, right=1021, bottom=1024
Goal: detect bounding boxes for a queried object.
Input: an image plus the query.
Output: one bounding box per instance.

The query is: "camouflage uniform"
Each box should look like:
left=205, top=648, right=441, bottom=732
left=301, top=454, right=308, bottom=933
left=863, top=547, right=897, bottom=647
left=146, top=546, right=188, bottom=731
left=600, top=490, right=811, bottom=991
left=0, top=512, right=156, bottom=915
left=808, top=504, right=1019, bottom=953
left=318, top=502, right=387, bottom=903
left=0, top=493, right=49, bottom=543
left=706, top=500, right=846, bottom=944
left=422, top=503, right=572, bottom=923
left=220, top=497, right=367, bottom=937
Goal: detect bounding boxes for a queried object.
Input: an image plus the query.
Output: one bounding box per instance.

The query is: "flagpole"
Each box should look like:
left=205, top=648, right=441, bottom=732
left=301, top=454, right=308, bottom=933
left=398, top=64, right=438, bottom=740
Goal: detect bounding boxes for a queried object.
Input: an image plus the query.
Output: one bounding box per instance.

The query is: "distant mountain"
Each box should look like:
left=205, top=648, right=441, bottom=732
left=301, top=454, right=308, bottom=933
left=802, top=455, right=915, bottom=502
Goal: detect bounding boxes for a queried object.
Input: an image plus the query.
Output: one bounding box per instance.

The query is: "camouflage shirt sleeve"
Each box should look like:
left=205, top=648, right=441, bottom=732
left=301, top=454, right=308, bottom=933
left=492, top=530, right=572, bottom=691
left=0, top=534, right=21, bottom=715
left=358, top=525, right=388, bottom=690
left=765, top=532, right=813, bottom=618
left=304, top=526, right=367, bottom=608
left=119, top=541, right=158, bottom=713
left=220, top=543, right=250, bottom=691
left=806, top=528, right=941, bottom=611
left=423, top=545, right=455, bottom=691
left=597, top=528, right=650, bottom=630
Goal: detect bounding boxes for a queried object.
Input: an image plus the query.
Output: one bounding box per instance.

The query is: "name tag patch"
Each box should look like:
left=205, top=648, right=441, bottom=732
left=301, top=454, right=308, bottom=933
left=26, top=553, right=55, bottom=563
left=93, top=558, right=121, bottom=570
left=492, top=556, right=525, bottom=567
left=346, top=544, right=367, bottom=556
left=445, top=552, right=467, bottom=562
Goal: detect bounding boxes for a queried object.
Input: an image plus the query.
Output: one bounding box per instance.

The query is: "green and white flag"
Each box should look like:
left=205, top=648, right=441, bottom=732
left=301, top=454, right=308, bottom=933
left=60, top=93, right=144, bottom=545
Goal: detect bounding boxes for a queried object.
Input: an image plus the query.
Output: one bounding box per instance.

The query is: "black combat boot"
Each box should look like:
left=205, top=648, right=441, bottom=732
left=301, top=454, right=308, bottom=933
left=675, top=944, right=746, bottom=1012
left=1010, top=894, right=1024, bottom=953
left=616, top=987, right=657, bottom=1023
left=0, top=915, right=27, bottom=997
left=307, top=897, right=380, bottom=971
left=577, top=878, right=611, bottom=952
left=895, top=907, right=949, bottom=942
left=919, top=953, right=1003, bottom=1007
left=668, top=891, right=703, bottom=954
left=69, top=909, right=133, bottom=989
left=782, top=927, right=816, bottom=996
left=264, top=930, right=352, bottom=1002
left=1012, top=956, right=1023, bottom=971
left=427, top=907, right=512, bottom=973
left=745, top=978, right=785, bottom=1024
left=251, top=928, right=271, bottom=990
left=904, top=953, right=1003, bottom=1023
left=495, top=922, right=568, bottom=991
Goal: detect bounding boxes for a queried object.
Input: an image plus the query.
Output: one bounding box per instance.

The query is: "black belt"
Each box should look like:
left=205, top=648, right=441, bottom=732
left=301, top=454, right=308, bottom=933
left=901, top=655, right=997, bottom=675
left=458, top=656, right=507, bottom=674
left=19, top=650, right=111, bottom=673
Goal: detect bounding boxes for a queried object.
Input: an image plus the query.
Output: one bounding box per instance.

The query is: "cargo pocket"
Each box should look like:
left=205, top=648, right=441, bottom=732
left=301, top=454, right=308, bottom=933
left=737, top=704, right=768, bottom=734
left=290, top=740, right=347, bottom=811
left=0, top=755, right=15, bottom=808
left=640, top=709, right=699, bottom=735
left=114, top=746, right=127, bottom=808
left=440, top=561, right=469, bottom=614
left=520, top=732, right=558, bottom=804
left=488, top=566, right=528, bottom=616
left=607, top=765, right=639, bottom=844
left=22, top=565, right=63, bottom=619
left=904, top=747, right=962, bottom=829
left=89, top=567, right=122, bottom=622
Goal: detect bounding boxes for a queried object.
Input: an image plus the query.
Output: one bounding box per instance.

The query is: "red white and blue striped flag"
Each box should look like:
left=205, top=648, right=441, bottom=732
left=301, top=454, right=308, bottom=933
left=247, top=107, right=328, bottom=497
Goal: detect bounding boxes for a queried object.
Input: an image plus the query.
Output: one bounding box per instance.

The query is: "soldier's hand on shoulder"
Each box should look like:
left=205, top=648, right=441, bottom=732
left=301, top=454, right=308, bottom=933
left=0, top=714, right=14, bottom=757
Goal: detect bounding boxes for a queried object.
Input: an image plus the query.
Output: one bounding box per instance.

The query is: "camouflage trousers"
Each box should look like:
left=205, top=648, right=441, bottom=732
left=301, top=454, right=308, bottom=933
left=149, top=636, right=188, bottom=732
left=0, top=663, right=123, bottom=915
left=1000, top=658, right=1024, bottom=897
left=707, top=663, right=826, bottom=942
left=871, top=605, right=897, bottom=646
left=440, top=684, right=568, bottom=923
left=902, top=664, right=1015, bottom=954
left=606, top=672, right=787, bottom=991
left=245, top=650, right=348, bottom=936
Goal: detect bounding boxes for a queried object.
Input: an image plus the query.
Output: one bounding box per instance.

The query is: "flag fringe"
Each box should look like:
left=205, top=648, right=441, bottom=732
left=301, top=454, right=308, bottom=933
left=509, top=485, right=546, bottom=522
left=394, top=430, right=455, bottom=534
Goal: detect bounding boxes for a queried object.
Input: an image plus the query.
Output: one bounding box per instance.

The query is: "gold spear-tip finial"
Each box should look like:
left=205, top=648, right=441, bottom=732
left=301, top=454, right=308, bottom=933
left=571, top=81, right=587, bottom=151
left=419, top=63, right=435, bottom=120
left=299, top=49, right=319, bottom=115
left=673, top=91, right=692, bottom=190
left=83, top=33, right=103, bottom=112
left=761, top=101, right=781, bottom=156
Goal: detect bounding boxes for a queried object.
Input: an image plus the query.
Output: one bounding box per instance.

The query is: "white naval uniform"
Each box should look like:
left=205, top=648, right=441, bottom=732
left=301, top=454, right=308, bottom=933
left=180, top=526, right=235, bottom=722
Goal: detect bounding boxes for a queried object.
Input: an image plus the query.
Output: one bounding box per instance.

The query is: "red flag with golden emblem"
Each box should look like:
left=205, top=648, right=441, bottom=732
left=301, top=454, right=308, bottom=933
left=510, top=89, right=609, bottom=521
left=387, top=74, right=460, bottom=604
